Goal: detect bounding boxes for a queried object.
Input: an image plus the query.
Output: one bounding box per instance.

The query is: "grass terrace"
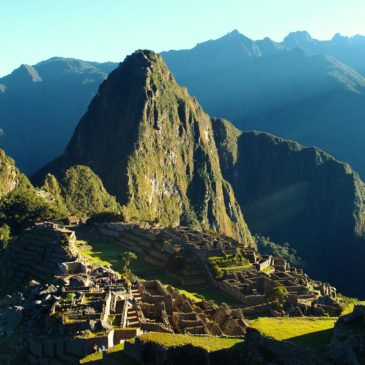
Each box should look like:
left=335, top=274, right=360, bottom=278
left=249, top=298, right=365, bottom=351
left=137, top=332, right=244, bottom=352
left=79, top=343, right=137, bottom=364
left=76, top=240, right=242, bottom=306
left=251, top=316, right=336, bottom=351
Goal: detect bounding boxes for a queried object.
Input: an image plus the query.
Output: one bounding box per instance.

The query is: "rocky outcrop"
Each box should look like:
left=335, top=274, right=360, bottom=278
left=213, top=118, right=365, bottom=296
left=328, top=305, right=365, bottom=365
left=35, top=51, right=254, bottom=245
left=0, top=149, right=25, bottom=198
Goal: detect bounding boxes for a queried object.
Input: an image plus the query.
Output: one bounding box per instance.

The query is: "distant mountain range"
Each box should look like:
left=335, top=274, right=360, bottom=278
left=2, top=31, right=365, bottom=179
left=0, top=58, right=117, bottom=174
left=162, top=30, right=365, bottom=178
left=34, top=50, right=365, bottom=297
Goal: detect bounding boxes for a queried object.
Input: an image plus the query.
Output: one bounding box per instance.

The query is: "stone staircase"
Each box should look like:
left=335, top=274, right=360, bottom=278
left=126, top=308, right=140, bottom=328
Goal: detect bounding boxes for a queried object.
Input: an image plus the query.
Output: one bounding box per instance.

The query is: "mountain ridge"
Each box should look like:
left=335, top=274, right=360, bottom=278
left=0, top=57, right=118, bottom=174
left=35, top=50, right=254, bottom=245
left=161, top=30, right=365, bottom=179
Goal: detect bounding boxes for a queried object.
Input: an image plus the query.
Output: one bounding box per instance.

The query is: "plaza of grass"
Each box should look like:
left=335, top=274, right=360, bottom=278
left=76, top=239, right=364, bottom=361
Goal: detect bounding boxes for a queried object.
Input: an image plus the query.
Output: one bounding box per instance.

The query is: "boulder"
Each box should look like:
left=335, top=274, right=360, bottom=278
left=69, top=274, right=91, bottom=288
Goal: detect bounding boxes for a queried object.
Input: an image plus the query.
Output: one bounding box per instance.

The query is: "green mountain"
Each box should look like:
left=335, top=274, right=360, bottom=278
left=0, top=149, right=25, bottom=199
left=35, top=51, right=254, bottom=245
left=33, top=51, right=365, bottom=295
left=0, top=148, right=119, bottom=235
left=213, top=118, right=365, bottom=296
left=41, top=165, right=120, bottom=216
left=0, top=57, right=117, bottom=174
left=162, top=31, right=365, bottom=179
left=0, top=148, right=65, bottom=234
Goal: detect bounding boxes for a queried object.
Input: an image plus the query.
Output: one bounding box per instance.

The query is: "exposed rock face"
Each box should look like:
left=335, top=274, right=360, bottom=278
left=328, top=305, right=365, bottom=365
left=36, top=51, right=254, bottom=245
left=213, top=118, right=365, bottom=296
left=0, top=149, right=24, bottom=198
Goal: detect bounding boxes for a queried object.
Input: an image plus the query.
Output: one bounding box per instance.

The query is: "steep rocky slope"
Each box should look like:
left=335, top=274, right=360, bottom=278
left=213, top=118, right=365, bottom=296
left=35, top=51, right=254, bottom=245
left=0, top=149, right=25, bottom=198
left=0, top=58, right=117, bottom=174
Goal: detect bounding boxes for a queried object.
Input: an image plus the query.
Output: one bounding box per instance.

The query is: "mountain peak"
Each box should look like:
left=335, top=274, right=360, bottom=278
left=226, top=29, right=242, bottom=37
left=283, top=31, right=314, bottom=46
left=37, top=50, right=254, bottom=245
left=221, top=29, right=252, bottom=43
left=332, top=33, right=350, bottom=45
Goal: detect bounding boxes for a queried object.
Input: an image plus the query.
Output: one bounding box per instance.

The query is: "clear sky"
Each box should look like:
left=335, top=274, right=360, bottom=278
left=1, top=0, right=365, bottom=77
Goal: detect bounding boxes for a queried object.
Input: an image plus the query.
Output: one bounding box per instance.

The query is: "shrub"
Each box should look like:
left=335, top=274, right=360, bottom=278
left=87, top=211, right=125, bottom=225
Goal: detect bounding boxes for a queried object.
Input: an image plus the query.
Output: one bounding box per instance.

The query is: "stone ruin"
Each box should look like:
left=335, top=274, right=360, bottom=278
left=136, top=280, right=249, bottom=336
left=20, top=262, right=248, bottom=364
left=93, top=222, right=340, bottom=317
left=3, top=222, right=80, bottom=289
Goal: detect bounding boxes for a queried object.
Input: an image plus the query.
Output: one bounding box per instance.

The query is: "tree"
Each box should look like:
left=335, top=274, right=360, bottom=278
left=120, top=251, right=137, bottom=277
left=267, top=285, right=288, bottom=310
left=0, top=184, right=65, bottom=234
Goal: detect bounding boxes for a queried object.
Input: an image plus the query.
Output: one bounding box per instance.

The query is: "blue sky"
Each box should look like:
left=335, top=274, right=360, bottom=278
left=1, top=0, right=365, bottom=76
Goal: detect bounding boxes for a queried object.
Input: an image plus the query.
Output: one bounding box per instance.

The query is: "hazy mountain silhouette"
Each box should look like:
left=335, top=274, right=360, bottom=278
left=0, top=57, right=117, bottom=174
left=162, top=30, right=365, bottom=178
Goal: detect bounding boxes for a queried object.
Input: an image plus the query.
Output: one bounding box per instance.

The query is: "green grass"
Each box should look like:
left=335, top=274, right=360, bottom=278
left=79, top=341, right=139, bottom=365
left=76, top=240, right=157, bottom=275
left=164, top=286, right=203, bottom=302
left=250, top=317, right=337, bottom=350
left=138, top=332, right=244, bottom=352
left=76, top=240, right=242, bottom=306
left=221, top=264, right=252, bottom=271
left=79, top=351, right=103, bottom=364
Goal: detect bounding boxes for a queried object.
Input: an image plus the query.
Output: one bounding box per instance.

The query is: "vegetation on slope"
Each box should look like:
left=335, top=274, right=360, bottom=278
left=212, top=118, right=365, bottom=297
left=42, top=166, right=120, bottom=217
left=0, top=175, right=64, bottom=234
left=255, top=235, right=305, bottom=267
left=37, top=50, right=254, bottom=245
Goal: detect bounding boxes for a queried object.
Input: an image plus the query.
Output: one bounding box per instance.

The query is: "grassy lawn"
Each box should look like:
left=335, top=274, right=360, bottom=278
left=138, top=332, right=244, bottom=352
left=80, top=343, right=135, bottom=365
left=76, top=240, right=242, bottom=306
left=250, top=316, right=337, bottom=350
left=76, top=240, right=157, bottom=275
left=221, top=264, right=252, bottom=271
left=79, top=351, right=103, bottom=364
